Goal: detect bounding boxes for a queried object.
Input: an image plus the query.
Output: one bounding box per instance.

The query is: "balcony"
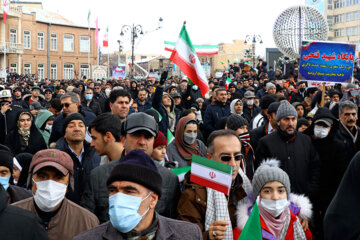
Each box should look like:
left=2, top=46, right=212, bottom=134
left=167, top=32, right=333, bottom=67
left=0, top=42, right=23, bottom=54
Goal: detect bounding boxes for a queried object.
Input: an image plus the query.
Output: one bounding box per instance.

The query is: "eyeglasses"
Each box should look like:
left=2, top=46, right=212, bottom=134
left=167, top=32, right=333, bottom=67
left=212, top=153, right=243, bottom=162
left=61, top=103, right=71, bottom=108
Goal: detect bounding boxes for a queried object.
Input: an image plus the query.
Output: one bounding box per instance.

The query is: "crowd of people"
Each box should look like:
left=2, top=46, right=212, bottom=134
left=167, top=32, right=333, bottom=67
left=0, top=58, right=360, bottom=240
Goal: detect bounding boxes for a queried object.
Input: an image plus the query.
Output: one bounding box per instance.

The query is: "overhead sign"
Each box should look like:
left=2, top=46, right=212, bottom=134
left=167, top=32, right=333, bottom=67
left=299, top=41, right=355, bottom=83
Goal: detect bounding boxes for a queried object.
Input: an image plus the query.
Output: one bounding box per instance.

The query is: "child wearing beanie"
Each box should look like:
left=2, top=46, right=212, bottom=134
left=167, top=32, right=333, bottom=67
left=235, top=159, right=313, bottom=240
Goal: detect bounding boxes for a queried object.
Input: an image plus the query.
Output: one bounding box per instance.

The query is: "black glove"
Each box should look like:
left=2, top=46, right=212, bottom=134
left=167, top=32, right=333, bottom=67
left=160, top=71, right=168, bottom=85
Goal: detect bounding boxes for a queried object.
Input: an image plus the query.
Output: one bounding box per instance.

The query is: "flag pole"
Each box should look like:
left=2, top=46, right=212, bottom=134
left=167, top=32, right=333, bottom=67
left=166, top=21, right=186, bottom=75
left=3, top=20, right=6, bottom=82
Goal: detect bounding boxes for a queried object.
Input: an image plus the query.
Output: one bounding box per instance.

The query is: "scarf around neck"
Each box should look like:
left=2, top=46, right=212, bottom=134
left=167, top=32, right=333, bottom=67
left=17, top=112, right=32, bottom=144
left=258, top=199, right=287, bottom=238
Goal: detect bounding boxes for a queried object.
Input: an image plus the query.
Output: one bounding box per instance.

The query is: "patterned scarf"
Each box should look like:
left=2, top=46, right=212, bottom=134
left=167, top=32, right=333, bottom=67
left=17, top=112, right=32, bottom=145
left=174, top=116, right=204, bottom=162
left=238, top=132, right=255, bottom=174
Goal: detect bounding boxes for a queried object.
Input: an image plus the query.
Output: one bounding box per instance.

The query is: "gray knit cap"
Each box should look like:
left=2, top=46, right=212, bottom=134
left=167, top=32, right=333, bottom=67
left=276, top=101, right=298, bottom=121
left=266, top=82, right=276, bottom=92
left=252, top=159, right=291, bottom=198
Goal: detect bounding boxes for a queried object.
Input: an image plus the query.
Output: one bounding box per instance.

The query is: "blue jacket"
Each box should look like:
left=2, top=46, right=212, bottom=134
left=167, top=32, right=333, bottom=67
left=49, top=106, right=96, bottom=144
left=55, top=137, right=100, bottom=204
left=135, top=98, right=152, bottom=112
left=203, top=101, right=230, bottom=134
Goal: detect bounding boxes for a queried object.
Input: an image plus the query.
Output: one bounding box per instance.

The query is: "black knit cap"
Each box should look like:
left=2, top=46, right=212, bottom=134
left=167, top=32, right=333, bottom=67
left=226, top=114, right=249, bottom=131
left=0, top=144, right=14, bottom=173
left=62, top=113, right=85, bottom=134
left=260, top=95, right=276, bottom=110
left=107, top=149, right=163, bottom=197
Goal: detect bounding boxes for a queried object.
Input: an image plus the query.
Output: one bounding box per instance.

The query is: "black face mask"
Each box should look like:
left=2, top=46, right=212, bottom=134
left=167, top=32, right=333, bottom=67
left=300, top=88, right=305, bottom=92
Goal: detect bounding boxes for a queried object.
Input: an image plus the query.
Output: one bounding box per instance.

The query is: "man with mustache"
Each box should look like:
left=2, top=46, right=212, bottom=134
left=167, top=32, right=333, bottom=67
left=255, top=101, right=320, bottom=197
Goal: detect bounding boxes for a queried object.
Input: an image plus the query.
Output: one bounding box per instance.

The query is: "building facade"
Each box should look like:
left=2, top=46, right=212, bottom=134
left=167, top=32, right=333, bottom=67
left=0, top=1, right=97, bottom=80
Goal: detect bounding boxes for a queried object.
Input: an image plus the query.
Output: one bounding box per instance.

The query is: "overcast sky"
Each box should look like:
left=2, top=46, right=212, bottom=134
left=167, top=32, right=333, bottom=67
left=41, top=0, right=307, bottom=57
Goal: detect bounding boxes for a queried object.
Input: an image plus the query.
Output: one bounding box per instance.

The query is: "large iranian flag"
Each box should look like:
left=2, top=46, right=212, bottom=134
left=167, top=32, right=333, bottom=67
left=190, top=155, right=233, bottom=195
left=165, top=41, right=218, bottom=55
left=170, top=24, right=209, bottom=97
left=3, top=0, right=9, bottom=24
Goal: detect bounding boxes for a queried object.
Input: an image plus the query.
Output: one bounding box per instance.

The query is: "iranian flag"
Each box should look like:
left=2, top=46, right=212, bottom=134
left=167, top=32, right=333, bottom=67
left=165, top=41, right=218, bottom=55
left=225, top=77, right=231, bottom=90
left=95, top=17, right=99, bottom=47
left=3, top=0, right=9, bottom=24
left=190, top=155, right=233, bottom=196
left=167, top=129, right=174, bottom=144
left=171, top=166, right=191, bottom=182
left=238, top=202, right=262, bottom=240
left=103, top=26, right=109, bottom=47
left=169, top=24, right=209, bottom=97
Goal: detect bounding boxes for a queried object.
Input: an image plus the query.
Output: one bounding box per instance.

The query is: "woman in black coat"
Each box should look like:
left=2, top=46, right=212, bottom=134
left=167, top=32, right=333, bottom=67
left=5, top=110, right=47, bottom=155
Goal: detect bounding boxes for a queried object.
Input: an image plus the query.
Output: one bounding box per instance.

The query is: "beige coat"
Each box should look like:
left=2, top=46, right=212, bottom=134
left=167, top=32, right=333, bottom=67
left=13, top=197, right=99, bottom=240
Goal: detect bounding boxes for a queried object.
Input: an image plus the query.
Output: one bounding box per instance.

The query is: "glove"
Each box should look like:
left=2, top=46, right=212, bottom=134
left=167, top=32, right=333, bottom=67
left=160, top=71, right=168, bottom=85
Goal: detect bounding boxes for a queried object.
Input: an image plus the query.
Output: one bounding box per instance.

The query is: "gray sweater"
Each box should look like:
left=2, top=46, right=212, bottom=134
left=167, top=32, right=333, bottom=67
left=166, top=139, right=207, bottom=167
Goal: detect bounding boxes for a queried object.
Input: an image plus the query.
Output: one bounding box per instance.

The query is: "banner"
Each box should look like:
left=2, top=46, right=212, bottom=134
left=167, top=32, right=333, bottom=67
left=112, top=65, right=126, bottom=80
left=93, top=65, right=107, bottom=79
left=299, top=41, right=355, bottom=83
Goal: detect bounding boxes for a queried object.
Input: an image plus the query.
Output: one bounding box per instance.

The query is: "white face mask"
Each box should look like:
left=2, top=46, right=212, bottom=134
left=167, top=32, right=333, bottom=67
left=260, top=198, right=289, bottom=217
left=247, top=100, right=254, bottom=106
left=184, top=132, right=197, bottom=145
left=314, top=125, right=329, bottom=139
left=45, top=124, right=52, bottom=131
left=33, top=179, right=67, bottom=212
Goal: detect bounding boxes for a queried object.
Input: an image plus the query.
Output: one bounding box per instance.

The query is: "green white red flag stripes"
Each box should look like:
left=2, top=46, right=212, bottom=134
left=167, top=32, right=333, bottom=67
left=190, top=155, right=233, bottom=196
left=165, top=41, right=218, bottom=55
left=171, top=166, right=191, bottom=182
left=169, top=24, right=209, bottom=97
left=3, top=0, right=9, bottom=24
left=225, top=77, right=231, bottom=90
left=238, top=202, right=262, bottom=240
left=103, top=26, right=109, bottom=47
left=167, top=129, right=174, bottom=144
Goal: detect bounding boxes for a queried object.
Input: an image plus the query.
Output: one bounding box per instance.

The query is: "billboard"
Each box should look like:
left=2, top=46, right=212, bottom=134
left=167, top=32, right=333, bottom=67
left=112, top=65, right=126, bottom=80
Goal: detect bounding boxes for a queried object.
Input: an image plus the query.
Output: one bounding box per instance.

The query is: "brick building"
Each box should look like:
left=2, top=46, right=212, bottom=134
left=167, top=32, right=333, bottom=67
left=0, top=1, right=97, bottom=80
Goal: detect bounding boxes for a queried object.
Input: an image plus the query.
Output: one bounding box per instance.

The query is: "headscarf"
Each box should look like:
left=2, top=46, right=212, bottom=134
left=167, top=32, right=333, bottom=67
left=175, top=116, right=204, bottom=162
left=17, top=112, right=32, bottom=145
left=230, top=99, right=243, bottom=115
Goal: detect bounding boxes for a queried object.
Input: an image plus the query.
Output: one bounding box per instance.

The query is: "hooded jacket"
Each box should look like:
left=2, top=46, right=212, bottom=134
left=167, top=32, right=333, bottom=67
left=35, top=109, right=54, bottom=147
left=22, top=93, right=46, bottom=109
left=0, top=186, right=49, bottom=240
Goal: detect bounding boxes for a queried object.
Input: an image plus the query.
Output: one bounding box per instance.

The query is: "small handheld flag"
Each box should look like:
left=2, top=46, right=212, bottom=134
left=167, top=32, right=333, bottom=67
left=238, top=202, right=262, bottom=240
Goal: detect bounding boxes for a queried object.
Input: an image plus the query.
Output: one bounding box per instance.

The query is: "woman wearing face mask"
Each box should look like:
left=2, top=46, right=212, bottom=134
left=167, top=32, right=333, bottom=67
left=235, top=159, right=313, bottom=239
left=166, top=116, right=207, bottom=167
left=4, top=111, right=47, bottom=155
left=35, top=109, right=54, bottom=147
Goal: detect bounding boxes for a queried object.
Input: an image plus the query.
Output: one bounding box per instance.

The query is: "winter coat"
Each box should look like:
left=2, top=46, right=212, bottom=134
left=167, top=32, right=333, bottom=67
left=22, top=94, right=46, bottom=109
left=167, top=139, right=207, bottom=167
left=255, top=130, right=320, bottom=197
left=5, top=111, right=47, bottom=155
left=7, top=185, right=32, bottom=204
left=55, top=137, right=100, bottom=204
left=93, top=92, right=107, bottom=113
left=35, top=110, right=53, bottom=147
left=0, top=186, right=49, bottom=240
left=81, top=100, right=102, bottom=116
left=81, top=153, right=181, bottom=223
left=249, top=121, right=268, bottom=154
left=13, top=197, right=99, bottom=240
left=49, top=106, right=96, bottom=144
left=135, top=98, right=152, bottom=112
left=235, top=194, right=313, bottom=240
left=73, top=212, right=202, bottom=240
left=203, top=101, right=231, bottom=134
left=0, top=105, right=22, bottom=144
left=243, top=104, right=261, bottom=125
left=177, top=172, right=248, bottom=240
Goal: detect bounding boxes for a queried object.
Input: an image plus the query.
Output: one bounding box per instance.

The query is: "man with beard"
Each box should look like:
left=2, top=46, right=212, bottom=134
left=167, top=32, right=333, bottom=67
left=255, top=101, right=320, bottom=198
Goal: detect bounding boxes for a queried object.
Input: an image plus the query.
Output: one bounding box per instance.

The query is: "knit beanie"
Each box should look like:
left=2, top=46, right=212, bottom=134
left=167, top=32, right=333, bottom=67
left=0, top=144, right=14, bottom=173
left=226, top=114, right=248, bottom=131
left=276, top=101, right=298, bottom=122
left=252, top=159, right=291, bottom=198
left=62, top=113, right=85, bottom=134
left=266, top=82, right=276, bottom=92
left=107, top=149, right=163, bottom=197
left=153, top=131, right=167, bottom=148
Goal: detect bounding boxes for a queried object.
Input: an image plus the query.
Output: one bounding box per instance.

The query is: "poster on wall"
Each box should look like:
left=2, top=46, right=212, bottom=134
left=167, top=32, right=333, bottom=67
left=93, top=66, right=107, bottom=79
left=299, top=41, right=355, bottom=84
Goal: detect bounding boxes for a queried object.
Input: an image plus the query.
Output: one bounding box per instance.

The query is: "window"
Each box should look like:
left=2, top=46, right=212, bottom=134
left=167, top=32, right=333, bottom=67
left=353, top=26, right=358, bottom=35
left=38, top=64, right=44, bottom=80
left=50, top=34, right=57, bottom=51
left=24, top=63, right=31, bottom=75
left=80, top=64, right=90, bottom=79
left=347, top=12, right=352, bottom=21
left=347, top=27, right=352, bottom=36
left=328, top=0, right=333, bottom=9
left=341, top=0, right=346, bottom=7
left=64, top=64, right=74, bottom=80
left=341, top=28, right=345, bottom=37
left=64, top=34, right=74, bottom=52
left=354, top=11, right=359, bottom=20
left=340, top=14, right=345, bottom=22
left=38, top=32, right=44, bottom=50
left=80, top=36, right=90, bottom=53
left=334, top=15, right=340, bottom=23
left=24, top=31, right=31, bottom=49
left=335, top=29, right=340, bottom=37
left=347, top=0, right=352, bottom=5
left=334, top=0, right=340, bottom=8
left=49, top=64, right=57, bottom=80
left=327, top=16, right=333, bottom=26
left=10, top=29, right=17, bottom=46
left=354, top=0, right=359, bottom=4
left=10, top=63, right=17, bottom=73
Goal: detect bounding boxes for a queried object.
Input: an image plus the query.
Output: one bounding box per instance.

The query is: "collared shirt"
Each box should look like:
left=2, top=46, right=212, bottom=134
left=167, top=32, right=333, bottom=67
left=267, top=122, right=274, bottom=134
left=68, top=145, right=85, bottom=164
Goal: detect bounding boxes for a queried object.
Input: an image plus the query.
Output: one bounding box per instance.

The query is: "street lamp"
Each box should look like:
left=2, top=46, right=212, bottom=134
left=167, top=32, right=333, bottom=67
left=244, top=35, right=263, bottom=68
left=120, top=17, right=163, bottom=79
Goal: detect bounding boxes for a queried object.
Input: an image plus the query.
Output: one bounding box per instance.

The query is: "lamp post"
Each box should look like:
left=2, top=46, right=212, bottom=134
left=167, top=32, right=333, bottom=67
left=244, top=35, right=263, bottom=68
left=120, top=17, right=163, bottom=79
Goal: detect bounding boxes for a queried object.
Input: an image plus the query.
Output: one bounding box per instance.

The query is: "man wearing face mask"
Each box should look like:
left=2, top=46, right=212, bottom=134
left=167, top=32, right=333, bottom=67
left=82, top=88, right=102, bottom=116
left=13, top=149, right=99, bottom=240
left=242, top=91, right=261, bottom=124
left=74, top=150, right=201, bottom=240
left=256, top=101, right=320, bottom=198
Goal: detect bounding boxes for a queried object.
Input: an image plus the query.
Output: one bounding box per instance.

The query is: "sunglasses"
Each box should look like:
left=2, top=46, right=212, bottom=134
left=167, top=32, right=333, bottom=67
left=214, top=154, right=243, bottom=162
left=61, top=103, right=71, bottom=108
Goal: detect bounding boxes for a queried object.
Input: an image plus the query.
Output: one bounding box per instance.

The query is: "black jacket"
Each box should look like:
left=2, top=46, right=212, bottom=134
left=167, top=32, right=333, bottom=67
left=55, top=137, right=100, bottom=204
left=0, top=106, right=22, bottom=144
left=81, top=100, right=102, bottom=116
left=203, top=101, right=230, bottom=134
left=249, top=123, right=267, bottom=153
left=0, top=185, right=49, bottom=240
left=255, top=130, right=320, bottom=197
left=7, top=185, right=32, bottom=204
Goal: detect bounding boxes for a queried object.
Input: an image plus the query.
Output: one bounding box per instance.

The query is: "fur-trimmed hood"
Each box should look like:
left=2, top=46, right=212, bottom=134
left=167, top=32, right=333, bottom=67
left=22, top=93, right=45, bottom=101
left=235, top=193, right=313, bottom=230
